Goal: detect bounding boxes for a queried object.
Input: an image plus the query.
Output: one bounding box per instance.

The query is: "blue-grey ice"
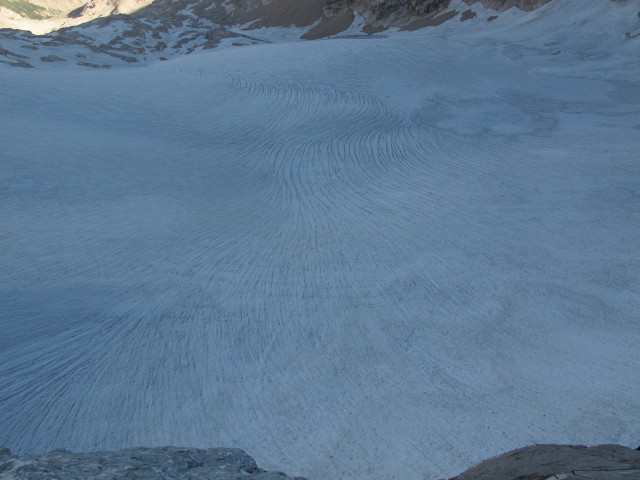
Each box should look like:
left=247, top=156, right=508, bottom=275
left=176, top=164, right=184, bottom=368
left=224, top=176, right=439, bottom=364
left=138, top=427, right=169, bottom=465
left=1, top=1, right=639, bottom=479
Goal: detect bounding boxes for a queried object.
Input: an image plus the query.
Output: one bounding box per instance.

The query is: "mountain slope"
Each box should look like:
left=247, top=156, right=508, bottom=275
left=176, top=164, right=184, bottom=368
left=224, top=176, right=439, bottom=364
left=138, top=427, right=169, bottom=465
left=2, top=0, right=634, bottom=69
left=0, top=0, right=155, bottom=33
left=0, top=0, right=572, bottom=35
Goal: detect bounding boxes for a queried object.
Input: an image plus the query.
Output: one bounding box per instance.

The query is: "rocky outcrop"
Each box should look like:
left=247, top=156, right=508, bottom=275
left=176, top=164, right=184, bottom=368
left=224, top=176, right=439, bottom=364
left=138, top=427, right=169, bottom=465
left=463, top=0, right=553, bottom=12
left=0, top=0, right=550, bottom=35
left=1, top=0, right=632, bottom=69
left=323, top=0, right=451, bottom=26
left=2, top=444, right=638, bottom=479
left=1, top=0, right=632, bottom=35
left=0, top=446, right=308, bottom=480
left=447, top=444, right=640, bottom=480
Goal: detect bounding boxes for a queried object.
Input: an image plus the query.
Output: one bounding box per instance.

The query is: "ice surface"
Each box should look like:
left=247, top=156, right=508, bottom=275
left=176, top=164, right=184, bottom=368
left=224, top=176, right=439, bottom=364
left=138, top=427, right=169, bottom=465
left=1, top=1, right=639, bottom=479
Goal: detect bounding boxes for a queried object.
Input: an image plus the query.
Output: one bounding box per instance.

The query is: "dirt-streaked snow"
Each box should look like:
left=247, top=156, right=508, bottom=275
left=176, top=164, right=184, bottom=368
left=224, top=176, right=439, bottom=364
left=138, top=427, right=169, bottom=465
left=1, top=1, right=639, bottom=479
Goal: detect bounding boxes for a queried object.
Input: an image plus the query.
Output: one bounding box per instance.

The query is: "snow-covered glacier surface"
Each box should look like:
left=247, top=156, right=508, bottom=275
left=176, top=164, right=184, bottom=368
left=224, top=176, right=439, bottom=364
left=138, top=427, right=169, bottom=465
left=1, top=1, right=639, bottom=479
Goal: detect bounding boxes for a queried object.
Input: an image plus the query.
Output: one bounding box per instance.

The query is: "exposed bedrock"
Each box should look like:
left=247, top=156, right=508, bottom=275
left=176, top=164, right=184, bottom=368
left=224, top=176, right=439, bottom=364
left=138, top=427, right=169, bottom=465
left=1, top=0, right=632, bottom=35
left=323, top=0, right=451, bottom=21
left=447, top=444, right=640, bottom=480
left=0, top=447, right=309, bottom=480
left=462, top=0, right=553, bottom=12
left=1, top=444, right=639, bottom=479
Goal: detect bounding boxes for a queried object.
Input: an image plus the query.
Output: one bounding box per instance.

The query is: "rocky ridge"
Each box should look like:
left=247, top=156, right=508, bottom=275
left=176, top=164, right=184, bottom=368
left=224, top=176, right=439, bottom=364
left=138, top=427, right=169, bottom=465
left=462, top=0, right=552, bottom=11
left=0, top=446, right=308, bottom=479
left=446, top=444, right=640, bottom=480
left=0, top=0, right=633, bottom=69
left=1, top=444, right=639, bottom=479
left=0, top=0, right=556, bottom=69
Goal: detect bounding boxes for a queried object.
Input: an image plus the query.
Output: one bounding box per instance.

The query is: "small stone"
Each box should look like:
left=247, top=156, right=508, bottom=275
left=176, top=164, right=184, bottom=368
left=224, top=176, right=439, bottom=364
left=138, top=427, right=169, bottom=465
left=460, top=10, right=477, bottom=21
left=41, top=55, right=67, bottom=62
left=77, top=62, right=112, bottom=69
left=187, top=459, right=203, bottom=469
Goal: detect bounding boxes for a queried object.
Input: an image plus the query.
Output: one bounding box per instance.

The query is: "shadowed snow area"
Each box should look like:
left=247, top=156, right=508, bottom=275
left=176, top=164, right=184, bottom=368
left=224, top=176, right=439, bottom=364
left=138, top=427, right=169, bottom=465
left=1, top=1, right=640, bottom=480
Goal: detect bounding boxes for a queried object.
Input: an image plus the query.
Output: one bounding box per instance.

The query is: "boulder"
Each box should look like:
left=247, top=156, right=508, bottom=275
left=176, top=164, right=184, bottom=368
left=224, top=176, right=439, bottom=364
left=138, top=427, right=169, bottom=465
left=447, top=444, right=640, bottom=480
left=0, top=446, right=308, bottom=480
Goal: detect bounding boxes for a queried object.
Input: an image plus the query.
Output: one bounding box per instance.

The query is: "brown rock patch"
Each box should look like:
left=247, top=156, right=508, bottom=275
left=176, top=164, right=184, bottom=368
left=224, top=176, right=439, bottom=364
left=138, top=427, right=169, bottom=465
left=460, top=9, right=477, bottom=21
left=402, top=9, right=458, bottom=31
left=302, top=11, right=355, bottom=39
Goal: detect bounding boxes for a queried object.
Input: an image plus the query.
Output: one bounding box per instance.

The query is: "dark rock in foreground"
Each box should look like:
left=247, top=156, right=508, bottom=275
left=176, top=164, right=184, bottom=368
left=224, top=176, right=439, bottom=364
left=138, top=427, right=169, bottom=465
left=0, top=447, right=308, bottom=480
left=2, top=444, right=639, bottom=479
left=447, top=444, right=640, bottom=480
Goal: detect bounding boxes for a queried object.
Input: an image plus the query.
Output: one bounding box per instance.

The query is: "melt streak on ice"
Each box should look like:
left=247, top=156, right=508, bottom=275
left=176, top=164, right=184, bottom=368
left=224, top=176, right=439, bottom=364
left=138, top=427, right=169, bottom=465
left=1, top=1, right=639, bottom=479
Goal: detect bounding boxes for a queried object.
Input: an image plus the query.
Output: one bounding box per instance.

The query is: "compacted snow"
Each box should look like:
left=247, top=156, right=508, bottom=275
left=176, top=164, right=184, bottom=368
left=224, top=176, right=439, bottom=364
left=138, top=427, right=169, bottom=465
left=1, top=1, right=639, bottom=479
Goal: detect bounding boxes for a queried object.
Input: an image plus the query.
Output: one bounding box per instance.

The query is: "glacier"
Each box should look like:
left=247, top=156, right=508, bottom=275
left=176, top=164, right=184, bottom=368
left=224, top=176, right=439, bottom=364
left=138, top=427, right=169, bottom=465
left=1, top=1, right=639, bottom=479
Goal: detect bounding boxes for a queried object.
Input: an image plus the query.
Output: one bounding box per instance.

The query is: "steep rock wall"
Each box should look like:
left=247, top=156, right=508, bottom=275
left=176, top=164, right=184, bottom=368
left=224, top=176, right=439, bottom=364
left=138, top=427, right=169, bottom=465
left=323, top=0, right=451, bottom=21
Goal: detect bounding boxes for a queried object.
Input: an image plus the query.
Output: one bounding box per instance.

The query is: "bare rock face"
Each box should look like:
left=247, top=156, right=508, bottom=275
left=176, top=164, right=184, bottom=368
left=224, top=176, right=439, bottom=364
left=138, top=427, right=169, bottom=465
left=1, top=0, right=632, bottom=70
left=324, top=0, right=451, bottom=28
left=463, top=0, right=553, bottom=11
left=0, top=446, right=308, bottom=480
left=447, top=444, right=640, bottom=480
left=324, top=0, right=450, bottom=20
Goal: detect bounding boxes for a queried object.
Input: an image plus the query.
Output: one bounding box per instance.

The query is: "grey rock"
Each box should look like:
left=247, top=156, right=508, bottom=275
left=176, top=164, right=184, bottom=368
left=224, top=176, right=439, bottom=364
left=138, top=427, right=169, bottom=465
left=463, top=0, right=553, bottom=12
left=0, top=446, right=308, bottom=480
left=40, top=54, right=66, bottom=62
left=67, top=4, right=89, bottom=19
left=76, top=61, right=111, bottom=68
left=324, top=0, right=450, bottom=19
left=448, top=444, right=640, bottom=480
left=321, top=0, right=452, bottom=30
